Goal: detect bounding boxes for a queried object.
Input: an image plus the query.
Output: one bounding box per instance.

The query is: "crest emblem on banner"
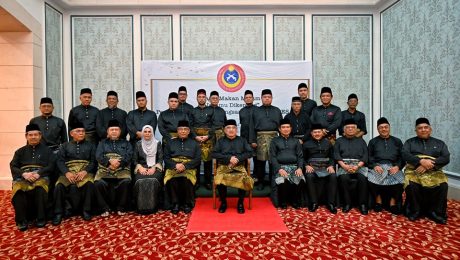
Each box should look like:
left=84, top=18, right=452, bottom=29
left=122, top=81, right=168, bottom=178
left=217, top=64, right=246, bottom=92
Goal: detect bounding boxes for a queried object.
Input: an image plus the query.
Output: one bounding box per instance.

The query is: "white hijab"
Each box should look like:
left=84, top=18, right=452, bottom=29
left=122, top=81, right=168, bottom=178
left=141, top=125, right=159, bottom=167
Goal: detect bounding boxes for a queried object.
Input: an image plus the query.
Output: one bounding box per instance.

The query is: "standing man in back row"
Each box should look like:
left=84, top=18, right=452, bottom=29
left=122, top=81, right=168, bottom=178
left=339, top=93, right=367, bottom=138
left=297, top=82, right=317, bottom=117
left=310, top=87, right=342, bottom=144
left=68, top=88, right=99, bottom=145
left=177, top=86, right=194, bottom=117
left=96, top=91, right=128, bottom=140
left=126, top=91, right=158, bottom=148
left=249, top=89, right=283, bottom=190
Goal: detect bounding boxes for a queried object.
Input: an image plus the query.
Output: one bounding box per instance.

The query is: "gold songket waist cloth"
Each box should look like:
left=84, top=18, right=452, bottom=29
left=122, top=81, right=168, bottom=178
left=256, top=131, right=278, bottom=161
left=12, top=165, right=49, bottom=197
left=164, top=157, right=197, bottom=185
left=195, top=128, right=213, bottom=162
left=214, top=128, right=224, bottom=142
left=214, top=164, right=254, bottom=191
left=56, top=160, right=94, bottom=188
left=95, top=153, right=131, bottom=181
left=404, top=155, right=447, bottom=188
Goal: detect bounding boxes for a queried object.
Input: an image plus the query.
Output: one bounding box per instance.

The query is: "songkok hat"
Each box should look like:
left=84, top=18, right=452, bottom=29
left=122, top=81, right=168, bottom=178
left=280, top=118, right=291, bottom=126
left=320, top=87, right=332, bottom=95
left=210, top=91, right=219, bottom=97
left=178, top=86, right=187, bottom=93
left=40, top=97, right=53, bottom=104
left=224, top=119, right=237, bottom=127
left=377, top=117, right=390, bottom=126
left=298, top=83, right=308, bottom=90
left=136, top=91, right=146, bottom=99
left=348, top=93, right=358, bottom=100
left=415, top=117, right=430, bottom=126
left=244, top=90, right=253, bottom=96
left=70, top=120, right=85, bottom=131
left=80, top=88, right=92, bottom=95
left=168, top=92, right=179, bottom=99
left=261, top=89, right=272, bottom=96
left=107, top=119, right=120, bottom=128
left=197, top=89, right=206, bottom=95
left=311, top=123, right=323, bottom=131
left=107, top=90, right=118, bottom=97
left=291, top=96, right=301, bottom=102
left=177, top=120, right=190, bottom=128
left=343, top=118, right=357, bottom=126
left=25, top=123, right=40, bottom=133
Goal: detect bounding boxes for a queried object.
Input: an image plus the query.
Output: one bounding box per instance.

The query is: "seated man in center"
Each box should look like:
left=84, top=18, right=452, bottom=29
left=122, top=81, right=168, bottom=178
left=212, top=119, right=254, bottom=214
left=164, top=120, right=200, bottom=214
left=270, top=118, right=305, bottom=209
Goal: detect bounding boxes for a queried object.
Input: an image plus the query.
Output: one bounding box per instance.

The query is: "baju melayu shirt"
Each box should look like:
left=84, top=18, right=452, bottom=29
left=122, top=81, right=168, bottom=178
left=190, top=106, right=214, bottom=139
left=211, top=105, right=227, bottom=130
left=96, top=138, right=133, bottom=169
left=212, top=136, right=253, bottom=165
left=301, top=99, right=317, bottom=117
left=334, top=136, right=368, bottom=164
left=157, top=109, right=189, bottom=139
left=303, top=138, right=335, bottom=167
left=56, top=140, right=97, bottom=175
left=310, top=104, right=342, bottom=136
left=368, top=135, right=404, bottom=169
left=339, top=109, right=367, bottom=136
left=239, top=105, right=256, bottom=143
left=402, top=136, right=450, bottom=169
left=284, top=111, right=311, bottom=141
left=10, top=143, right=54, bottom=180
left=270, top=135, right=304, bottom=173
left=96, top=107, right=128, bottom=140
left=249, top=105, right=283, bottom=143
left=126, top=108, right=158, bottom=143
left=178, top=102, right=194, bottom=116
left=164, top=137, right=201, bottom=170
left=30, top=115, right=68, bottom=147
left=68, top=105, right=99, bottom=132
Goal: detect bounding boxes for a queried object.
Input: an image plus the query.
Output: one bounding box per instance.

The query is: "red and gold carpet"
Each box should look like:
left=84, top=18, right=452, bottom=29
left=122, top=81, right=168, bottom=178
left=0, top=190, right=459, bottom=259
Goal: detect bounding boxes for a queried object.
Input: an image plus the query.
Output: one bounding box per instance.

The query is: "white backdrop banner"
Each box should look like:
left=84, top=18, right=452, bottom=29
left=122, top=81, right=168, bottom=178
left=141, top=60, right=312, bottom=124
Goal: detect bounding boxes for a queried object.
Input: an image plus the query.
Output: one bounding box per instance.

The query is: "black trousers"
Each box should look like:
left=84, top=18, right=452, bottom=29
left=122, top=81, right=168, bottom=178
left=94, top=178, right=131, bottom=212
left=217, top=184, right=245, bottom=202
left=12, top=187, right=47, bottom=224
left=338, top=173, right=368, bottom=206
left=368, top=182, right=403, bottom=207
left=166, top=177, right=194, bottom=206
left=277, top=180, right=305, bottom=206
left=405, top=181, right=448, bottom=216
left=54, top=182, right=94, bottom=215
left=306, top=173, right=337, bottom=205
left=197, top=160, right=213, bottom=185
left=255, top=160, right=273, bottom=184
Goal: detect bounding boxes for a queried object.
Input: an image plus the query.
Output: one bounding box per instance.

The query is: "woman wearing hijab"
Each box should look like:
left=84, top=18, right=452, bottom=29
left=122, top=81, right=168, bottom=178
left=133, top=125, right=163, bottom=214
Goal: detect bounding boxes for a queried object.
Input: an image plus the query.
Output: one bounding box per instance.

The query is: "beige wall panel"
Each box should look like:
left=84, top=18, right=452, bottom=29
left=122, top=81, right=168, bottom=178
left=0, top=42, right=33, bottom=65
left=0, top=66, right=34, bottom=88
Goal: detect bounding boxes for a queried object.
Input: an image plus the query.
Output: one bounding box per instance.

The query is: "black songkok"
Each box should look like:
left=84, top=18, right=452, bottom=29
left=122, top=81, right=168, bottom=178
left=70, top=121, right=85, bottom=131
left=40, top=97, right=53, bottom=104
left=280, top=118, right=291, bottom=126
left=261, top=89, right=272, bottom=96
left=224, top=119, right=237, bottom=127
left=291, top=96, right=301, bottom=102
left=320, top=87, right=332, bottom=95
left=298, top=83, right=308, bottom=90
left=26, top=124, right=40, bottom=133
left=377, top=117, right=390, bottom=126
left=177, top=120, right=190, bottom=128
left=348, top=93, right=358, bottom=101
left=197, top=89, right=206, bottom=95
left=311, top=123, right=323, bottom=131
left=210, top=91, right=219, bottom=97
left=415, top=117, right=430, bottom=126
left=136, top=91, right=146, bottom=99
left=80, top=88, right=92, bottom=95
left=107, top=90, right=118, bottom=97
left=244, top=90, right=253, bottom=96
left=108, top=119, right=120, bottom=128
left=178, top=86, right=187, bottom=93
left=343, top=118, right=357, bottom=126
left=168, top=92, right=179, bottom=100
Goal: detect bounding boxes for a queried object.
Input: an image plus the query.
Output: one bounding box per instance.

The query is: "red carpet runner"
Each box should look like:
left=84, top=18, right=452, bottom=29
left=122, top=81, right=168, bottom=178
left=0, top=190, right=459, bottom=259
left=187, top=197, right=289, bottom=233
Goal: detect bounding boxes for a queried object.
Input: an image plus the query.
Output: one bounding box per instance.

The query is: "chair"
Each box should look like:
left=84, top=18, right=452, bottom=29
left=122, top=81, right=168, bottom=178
left=212, top=159, right=253, bottom=210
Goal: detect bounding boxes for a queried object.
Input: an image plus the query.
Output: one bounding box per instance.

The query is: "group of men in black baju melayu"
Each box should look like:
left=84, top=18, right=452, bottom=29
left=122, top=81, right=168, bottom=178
left=10, top=83, right=451, bottom=231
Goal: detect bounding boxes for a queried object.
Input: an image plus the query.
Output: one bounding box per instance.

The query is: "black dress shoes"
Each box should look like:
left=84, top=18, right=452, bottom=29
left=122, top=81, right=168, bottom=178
left=52, top=214, right=62, bottom=226
left=17, top=221, right=28, bottom=231
left=218, top=202, right=227, bottom=213
left=183, top=204, right=192, bottom=214
left=171, top=204, right=180, bottom=215
left=428, top=212, right=447, bottom=225
left=82, top=211, right=92, bottom=221
left=342, top=204, right=351, bottom=213
left=308, top=203, right=318, bottom=212
left=407, top=211, right=420, bottom=221
left=327, top=204, right=337, bottom=214
left=374, top=203, right=383, bottom=212
left=389, top=205, right=401, bottom=215
left=35, top=219, right=46, bottom=228
left=237, top=203, right=245, bottom=214
left=280, top=203, right=288, bottom=209
left=204, top=183, right=212, bottom=190
left=359, top=204, right=368, bottom=215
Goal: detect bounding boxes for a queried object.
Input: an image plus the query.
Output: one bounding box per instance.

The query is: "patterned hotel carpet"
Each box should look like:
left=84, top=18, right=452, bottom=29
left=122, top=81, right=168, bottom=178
left=0, top=190, right=459, bottom=259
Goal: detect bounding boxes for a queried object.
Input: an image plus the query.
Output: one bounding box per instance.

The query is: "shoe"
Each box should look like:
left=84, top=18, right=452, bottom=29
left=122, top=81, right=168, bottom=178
left=204, top=183, right=212, bottom=190
left=374, top=203, right=383, bottom=212
left=256, top=183, right=264, bottom=191
left=35, top=219, right=46, bottom=228
left=308, top=203, right=318, bottom=212
left=342, top=205, right=351, bottom=213
left=327, top=203, right=337, bottom=214
left=359, top=204, right=368, bottom=215
left=389, top=205, right=400, bottom=215
left=280, top=203, right=287, bottom=209
left=171, top=204, right=180, bottom=215
left=237, top=202, right=245, bottom=214
left=407, top=211, right=420, bottom=222
left=292, top=202, right=300, bottom=209
left=101, top=211, right=110, bottom=217
left=183, top=205, right=192, bottom=214
left=52, top=214, right=62, bottom=226
left=17, top=221, right=28, bottom=232
left=218, top=201, right=227, bottom=213
left=82, top=211, right=92, bottom=221
left=428, top=212, right=447, bottom=225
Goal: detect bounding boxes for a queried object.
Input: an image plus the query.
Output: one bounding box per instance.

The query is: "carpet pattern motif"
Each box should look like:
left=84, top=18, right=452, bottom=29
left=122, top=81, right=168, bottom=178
left=0, top=190, right=459, bottom=259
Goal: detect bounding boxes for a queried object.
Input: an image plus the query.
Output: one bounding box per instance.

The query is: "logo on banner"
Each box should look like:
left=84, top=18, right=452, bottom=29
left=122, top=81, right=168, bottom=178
left=217, top=64, right=246, bottom=92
